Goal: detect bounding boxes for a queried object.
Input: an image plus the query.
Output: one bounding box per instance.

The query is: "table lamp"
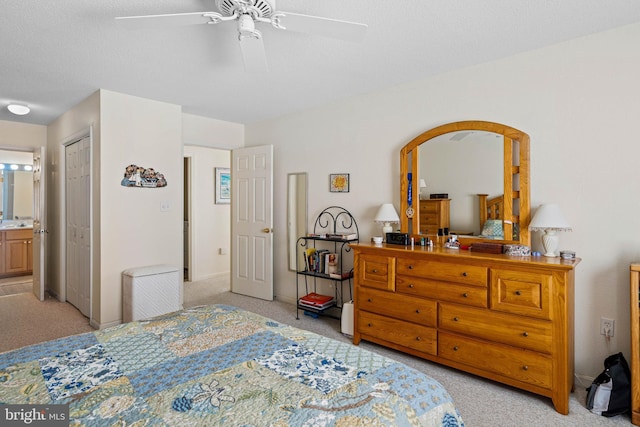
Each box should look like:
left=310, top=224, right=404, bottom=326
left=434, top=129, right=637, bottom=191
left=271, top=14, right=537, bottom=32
left=528, top=204, right=572, bottom=257
left=374, top=203, right=400, bottom=238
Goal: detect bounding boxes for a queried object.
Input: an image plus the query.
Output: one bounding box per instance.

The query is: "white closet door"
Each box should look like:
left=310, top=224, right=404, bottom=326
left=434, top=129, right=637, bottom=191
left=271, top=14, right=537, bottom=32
left=65, top=137, right=91, bottom=316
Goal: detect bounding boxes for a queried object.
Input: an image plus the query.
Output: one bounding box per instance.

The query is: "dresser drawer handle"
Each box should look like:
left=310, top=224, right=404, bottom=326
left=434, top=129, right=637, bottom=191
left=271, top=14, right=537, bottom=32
left=367, top=298, right=372, bottom=302
left=523, top=365, right=529, bottom=371
left=462, top=293, right=468, bottom=298
left=522, top=331, right=529, bottom=337
left=462, top=272, right=468, bottom=277
left=515, top=290, right=522, bottom=296
left=415, top=309, right=420, bottom=314
left=408, top=265, right=414, bottom=270
left=453, top=317, right=459, bottom=322
left=408, top=284, right=415, bottom=289
left=367, top=323, right=372, bottom=327
left=416, top=336, right=421, bottom=341
left=453, top=346, right=459, bottom=351
left=372, top=269, right=378, bottom=273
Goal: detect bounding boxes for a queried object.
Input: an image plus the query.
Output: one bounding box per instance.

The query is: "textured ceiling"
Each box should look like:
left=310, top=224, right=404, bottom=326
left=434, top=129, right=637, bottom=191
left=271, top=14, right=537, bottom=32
left=2, top=0, right=640, bottom=126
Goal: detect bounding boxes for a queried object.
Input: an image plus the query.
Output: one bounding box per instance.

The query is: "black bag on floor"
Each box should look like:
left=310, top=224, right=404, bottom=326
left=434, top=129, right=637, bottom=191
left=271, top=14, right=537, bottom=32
left=586, top=352, right=631, bottom=417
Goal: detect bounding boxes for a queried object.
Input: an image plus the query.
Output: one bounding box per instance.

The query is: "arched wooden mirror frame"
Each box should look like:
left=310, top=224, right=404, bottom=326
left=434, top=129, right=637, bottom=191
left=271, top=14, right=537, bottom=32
left=400, top=120, right=531, bottom=247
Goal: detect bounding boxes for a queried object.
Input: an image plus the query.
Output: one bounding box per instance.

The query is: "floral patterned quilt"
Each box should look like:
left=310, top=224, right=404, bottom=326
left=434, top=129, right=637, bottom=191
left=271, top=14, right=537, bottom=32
left=0, top=304, right=464, bottom=426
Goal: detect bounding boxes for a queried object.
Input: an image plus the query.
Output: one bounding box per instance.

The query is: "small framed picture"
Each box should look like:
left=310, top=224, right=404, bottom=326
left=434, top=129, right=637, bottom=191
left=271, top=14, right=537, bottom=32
left=215, top=167, right=231, bottom=204
left=329, top=173, right=350, bottom=193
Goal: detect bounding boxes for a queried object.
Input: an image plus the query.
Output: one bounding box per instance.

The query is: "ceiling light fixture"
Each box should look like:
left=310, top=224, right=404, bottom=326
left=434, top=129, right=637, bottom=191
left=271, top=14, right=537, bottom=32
left=7, top=104, right=30, bottom=115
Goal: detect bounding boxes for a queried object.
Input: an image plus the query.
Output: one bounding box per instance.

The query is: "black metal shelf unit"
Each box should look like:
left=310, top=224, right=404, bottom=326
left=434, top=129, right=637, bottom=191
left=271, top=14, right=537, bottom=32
left=295, top=206, right=359, bottom=320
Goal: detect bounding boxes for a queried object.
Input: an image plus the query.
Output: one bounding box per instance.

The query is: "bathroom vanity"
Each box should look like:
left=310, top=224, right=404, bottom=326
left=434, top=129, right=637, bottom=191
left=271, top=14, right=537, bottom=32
left=0, top=226, right=33, bottom=277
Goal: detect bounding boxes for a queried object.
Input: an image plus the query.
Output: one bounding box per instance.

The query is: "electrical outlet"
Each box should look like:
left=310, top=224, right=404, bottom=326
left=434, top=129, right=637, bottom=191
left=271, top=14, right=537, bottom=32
left=600, top=317, right=615, bottom=337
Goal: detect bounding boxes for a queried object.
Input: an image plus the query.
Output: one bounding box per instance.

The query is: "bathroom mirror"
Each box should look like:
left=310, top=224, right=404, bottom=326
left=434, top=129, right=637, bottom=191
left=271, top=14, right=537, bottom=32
left=0, top=170, right=33, bottom=222
left=400, top=120, right=530, bottom=246
left=287, top=172, right=308, bottom=271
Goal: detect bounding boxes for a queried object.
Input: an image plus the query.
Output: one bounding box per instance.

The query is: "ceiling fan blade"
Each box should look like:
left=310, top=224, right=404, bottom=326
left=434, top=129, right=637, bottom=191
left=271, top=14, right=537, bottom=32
left=273, top=12, right=368, bottom=42
left=115, top=12, right=218, bottom=28
left=239, top=34, right=268, bottom=73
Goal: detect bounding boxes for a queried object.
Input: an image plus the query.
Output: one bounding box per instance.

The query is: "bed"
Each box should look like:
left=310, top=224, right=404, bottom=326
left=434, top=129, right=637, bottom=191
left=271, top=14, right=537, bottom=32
left=0, top=304, right=464, bottom=426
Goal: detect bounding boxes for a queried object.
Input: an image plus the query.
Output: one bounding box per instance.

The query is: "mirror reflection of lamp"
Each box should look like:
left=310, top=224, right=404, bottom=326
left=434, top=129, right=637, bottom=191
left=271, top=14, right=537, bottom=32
left=374, top=203, right=400, bottom=240
left=528, top=204, right=572, bottom=257
left=419, top=179, right=427, bottom=200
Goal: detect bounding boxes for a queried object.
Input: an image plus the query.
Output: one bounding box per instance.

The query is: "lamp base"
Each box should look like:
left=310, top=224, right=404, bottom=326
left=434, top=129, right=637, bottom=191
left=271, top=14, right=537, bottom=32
left=541, top=230, right=559, bottom=257
left=382, top=223, right=393, bottom=240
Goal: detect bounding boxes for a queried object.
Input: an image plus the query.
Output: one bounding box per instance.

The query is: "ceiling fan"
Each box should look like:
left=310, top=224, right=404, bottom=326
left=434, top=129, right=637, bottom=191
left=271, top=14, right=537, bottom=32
left=115, top=0, right=368, bottom=72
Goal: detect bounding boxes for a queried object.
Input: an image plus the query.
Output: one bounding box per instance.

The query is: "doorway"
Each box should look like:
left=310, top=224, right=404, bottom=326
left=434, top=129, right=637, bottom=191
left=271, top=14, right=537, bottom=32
left=183, top=157, right=191, bottom=282
left=0, top=149, right=36, bottom=297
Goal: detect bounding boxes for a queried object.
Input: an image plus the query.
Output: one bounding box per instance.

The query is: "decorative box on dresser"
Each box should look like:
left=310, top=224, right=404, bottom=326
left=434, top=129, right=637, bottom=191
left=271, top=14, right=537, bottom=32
left=352, top=242, right=580, bottom=415
left=419, top=199, right=450, bottom=236
left=630, top=263, right=640, bottom=425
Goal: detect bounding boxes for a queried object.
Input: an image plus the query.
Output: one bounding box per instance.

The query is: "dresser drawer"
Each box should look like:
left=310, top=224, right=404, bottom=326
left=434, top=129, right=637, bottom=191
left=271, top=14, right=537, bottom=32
left=420, top=213, right=439, bottom=225
left=420, top=203, right=439, bottom=214
left=397, top=259, right=488, bottom=287
left=359, top=286, right=437, bottom=327
left=420, top=225, right=439, bottom=236
left=358, top=311, right=437, bottom=355
left=357, top=254, right=395, bottom=291
left=396, top=275, right=488, bottom=308
left=439, top=332, right=552, bottom=389
left=490, top=269, right=552, bottom=320
left=439, top=303, right=552, bottom=353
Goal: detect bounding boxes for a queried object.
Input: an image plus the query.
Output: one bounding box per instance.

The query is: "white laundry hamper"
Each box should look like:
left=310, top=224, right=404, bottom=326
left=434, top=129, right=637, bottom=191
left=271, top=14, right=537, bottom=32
left=122, top=264, right=182, bottom=322
left=341, top=300, right=354, bottom=337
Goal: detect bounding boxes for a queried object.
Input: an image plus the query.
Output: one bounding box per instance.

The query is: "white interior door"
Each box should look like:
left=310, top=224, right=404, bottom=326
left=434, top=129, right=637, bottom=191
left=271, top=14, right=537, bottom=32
left=65, top=137, right=91, bottom=316
left=231, top=145, right=273, bottom=300
left=32, top=147, right=46, bottom=301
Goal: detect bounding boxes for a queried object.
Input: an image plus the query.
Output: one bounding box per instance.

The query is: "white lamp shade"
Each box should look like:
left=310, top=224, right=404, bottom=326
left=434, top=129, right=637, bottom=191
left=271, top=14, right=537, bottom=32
left=529, top=204, right=571, bottom=231
left=374, top=203, right=400, bottom=237
left=529, top=204, right=571, bottom=257
left=374, top=203, right=400, bottom=223
left=419, top=179, right=427, bottom=189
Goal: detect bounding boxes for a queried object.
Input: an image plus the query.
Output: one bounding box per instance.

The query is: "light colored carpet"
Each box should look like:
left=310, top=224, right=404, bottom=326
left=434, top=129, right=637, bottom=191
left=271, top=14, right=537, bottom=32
left=0, top=277, right=632, bottom=426
left=0, top=292, right=94, bottom=353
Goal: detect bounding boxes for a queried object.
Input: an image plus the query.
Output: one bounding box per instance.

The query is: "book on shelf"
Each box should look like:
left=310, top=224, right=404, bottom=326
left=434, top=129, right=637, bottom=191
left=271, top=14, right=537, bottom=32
left=325, top=252, right=338, bottom=275
left=298, top=299, right=336, bottom=310
left=326, top=232, right=358, bottom=240
left=306, top=233, right=327, bottom=238
left=298, top=292, right=335, bottom=309
left=304, top=248, right=316, bottom=271
left=329, top=270, right=353, bottom=280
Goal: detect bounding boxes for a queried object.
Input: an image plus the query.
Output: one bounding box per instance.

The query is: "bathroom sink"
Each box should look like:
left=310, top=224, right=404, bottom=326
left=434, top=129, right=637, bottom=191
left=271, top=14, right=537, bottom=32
left=0, top=223, right=31, bottom=229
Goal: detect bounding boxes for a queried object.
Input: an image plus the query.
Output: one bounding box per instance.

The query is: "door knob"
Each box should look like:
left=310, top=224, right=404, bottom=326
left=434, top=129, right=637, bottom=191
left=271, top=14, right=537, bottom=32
left=262, top=228, right=273, bottom=233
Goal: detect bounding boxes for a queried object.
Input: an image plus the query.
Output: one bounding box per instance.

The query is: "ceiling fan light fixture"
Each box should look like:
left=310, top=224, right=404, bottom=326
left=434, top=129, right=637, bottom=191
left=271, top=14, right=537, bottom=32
left=7, top=103, right=30, bottom=115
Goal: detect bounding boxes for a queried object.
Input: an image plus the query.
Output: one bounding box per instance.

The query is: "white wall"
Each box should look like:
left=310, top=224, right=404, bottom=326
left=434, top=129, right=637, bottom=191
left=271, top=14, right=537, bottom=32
left=0, top=120, right=46, bottom=150
left=182, top=113, right=244, bottom=149
left=100, top=90, right=183, bottom=327
left=183, top=145, right=231, bottom=281
left=246, top=22, right=640, bottom=378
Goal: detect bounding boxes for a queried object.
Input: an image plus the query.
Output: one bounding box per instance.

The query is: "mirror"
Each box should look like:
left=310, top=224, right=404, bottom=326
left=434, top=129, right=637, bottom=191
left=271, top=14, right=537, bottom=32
left=400, top=121, right=530, bottom=246
left=287, top=172, right=308, bottom=271
left=0, top=170, right=34, bottom=221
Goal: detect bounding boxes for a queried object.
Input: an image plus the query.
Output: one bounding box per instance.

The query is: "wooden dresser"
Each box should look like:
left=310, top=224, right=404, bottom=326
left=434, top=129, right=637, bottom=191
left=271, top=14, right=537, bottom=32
left=630, top=263, right=640, bottom=425
left=352, top=242, right=580, bottom=415
left=419, top=199, right=450, bottom=236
